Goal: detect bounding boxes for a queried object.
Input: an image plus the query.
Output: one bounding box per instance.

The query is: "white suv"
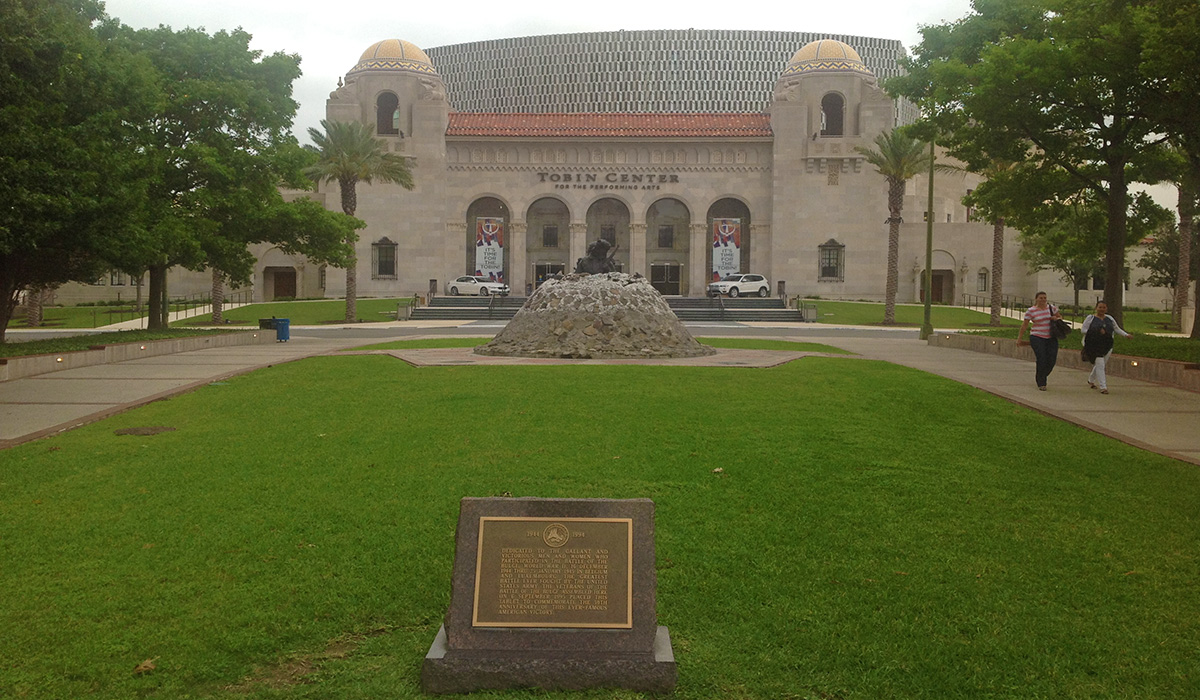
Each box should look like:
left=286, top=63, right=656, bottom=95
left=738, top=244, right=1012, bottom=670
left=707, top=273, right=770, bottom=298
left=447, top=276, right=510, bottom=296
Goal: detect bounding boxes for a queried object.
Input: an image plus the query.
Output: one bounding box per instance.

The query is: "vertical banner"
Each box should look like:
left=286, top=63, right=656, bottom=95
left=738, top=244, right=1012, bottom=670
left=475, top=217, right=505, bottom=282
left=711, top=218, right=741, bottom=281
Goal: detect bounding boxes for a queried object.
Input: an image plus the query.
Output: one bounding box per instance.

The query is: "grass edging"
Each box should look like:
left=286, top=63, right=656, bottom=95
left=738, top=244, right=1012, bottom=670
left=929, top=332, right=1200, bottom=393
left=0, top=330, right=279, bottom=382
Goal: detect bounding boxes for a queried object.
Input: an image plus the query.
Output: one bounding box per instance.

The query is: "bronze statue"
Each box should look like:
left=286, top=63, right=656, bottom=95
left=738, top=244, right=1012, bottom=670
left=574, top=238, right=620, bottom=274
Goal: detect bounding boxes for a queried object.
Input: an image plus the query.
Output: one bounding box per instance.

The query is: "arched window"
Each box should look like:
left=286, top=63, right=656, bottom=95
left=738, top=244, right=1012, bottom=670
left=376, top=92, right=400, bottom=136
left=820, top=93, right=845, bottom=136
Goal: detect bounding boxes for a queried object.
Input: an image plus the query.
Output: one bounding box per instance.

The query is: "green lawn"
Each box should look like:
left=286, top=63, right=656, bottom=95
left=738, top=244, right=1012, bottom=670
left=174, top=298, right=413, bottom=327
left=804, top=300, right=1021, bottom=328
left=2, top=340, right=1196, bottom=699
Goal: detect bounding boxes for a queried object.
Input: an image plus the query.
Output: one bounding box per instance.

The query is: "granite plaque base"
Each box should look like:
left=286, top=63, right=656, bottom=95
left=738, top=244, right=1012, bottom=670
left=422, top=624, right=677, bottom=694
left=420, top=497, right=677, bottom=694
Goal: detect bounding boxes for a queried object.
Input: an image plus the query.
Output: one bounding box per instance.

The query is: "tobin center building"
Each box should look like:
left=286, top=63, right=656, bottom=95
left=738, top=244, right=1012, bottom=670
left=265, top=33, right=1014, bottom=304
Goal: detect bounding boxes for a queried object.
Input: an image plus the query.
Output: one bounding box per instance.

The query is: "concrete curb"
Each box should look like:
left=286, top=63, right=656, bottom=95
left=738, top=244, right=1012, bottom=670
left=0, top=331, right=280, bottom=382
left=927, top=333, right=1200, bottom=393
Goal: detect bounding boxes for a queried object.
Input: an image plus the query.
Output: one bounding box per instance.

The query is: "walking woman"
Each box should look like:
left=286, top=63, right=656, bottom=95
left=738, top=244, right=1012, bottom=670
left=1017, top=291, right=1063, bottom=391
left=1082, top=301, right=1132, bottom=394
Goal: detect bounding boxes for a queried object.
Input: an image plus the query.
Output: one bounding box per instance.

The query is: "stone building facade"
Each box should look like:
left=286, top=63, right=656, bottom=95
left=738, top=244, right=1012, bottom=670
left=55, top=32, right=1171, bottom=312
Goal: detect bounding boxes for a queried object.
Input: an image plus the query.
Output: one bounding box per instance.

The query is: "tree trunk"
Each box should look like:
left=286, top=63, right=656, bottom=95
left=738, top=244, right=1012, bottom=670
left=211, top=268, right=224, bottom=324
left=0, top=284, right=19, bottom=344
left=1192, top=275, right=1200, bottom=340
left=1105, top=160, right=1128, bottom=326
left=1176, top=180, right=1194, bottom=329
left=147, top=265, right=168, bottom=330
left=883, top=181, right=903, bottom=325
left=344, top=252, right=358, bottom=323
left=989, top=218, right=1005, bottom=326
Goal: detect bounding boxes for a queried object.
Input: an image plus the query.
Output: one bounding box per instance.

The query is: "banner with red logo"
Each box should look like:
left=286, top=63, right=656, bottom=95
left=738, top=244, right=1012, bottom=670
left=475, top=217, right=505, bottom=282
left=712, top=218, right=741, bottom=281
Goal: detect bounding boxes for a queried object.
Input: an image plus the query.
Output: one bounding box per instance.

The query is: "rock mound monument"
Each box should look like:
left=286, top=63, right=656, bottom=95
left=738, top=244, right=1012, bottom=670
left=474, top=272, right=715, bottom=359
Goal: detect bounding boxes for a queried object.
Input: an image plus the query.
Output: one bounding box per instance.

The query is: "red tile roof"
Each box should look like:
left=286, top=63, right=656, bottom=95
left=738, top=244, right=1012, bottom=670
left=446, top=113, right=773, bottom=138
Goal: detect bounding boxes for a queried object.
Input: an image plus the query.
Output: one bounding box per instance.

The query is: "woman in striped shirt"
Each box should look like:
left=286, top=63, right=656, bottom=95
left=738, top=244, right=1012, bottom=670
left=1017, top=291, right=1064, bottom=391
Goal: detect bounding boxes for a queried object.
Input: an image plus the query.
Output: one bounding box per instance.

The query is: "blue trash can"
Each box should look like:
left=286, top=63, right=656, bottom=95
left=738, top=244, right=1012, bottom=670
left=274, top=318, right=290, bottom=342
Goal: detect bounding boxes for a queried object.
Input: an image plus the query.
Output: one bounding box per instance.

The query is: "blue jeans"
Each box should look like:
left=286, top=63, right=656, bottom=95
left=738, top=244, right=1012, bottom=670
left=1029, top=335, right=1058, bottom=387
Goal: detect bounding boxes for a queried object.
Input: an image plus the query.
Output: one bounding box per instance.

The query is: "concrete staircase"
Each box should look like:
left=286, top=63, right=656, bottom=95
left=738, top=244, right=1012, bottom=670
left=409, top=295, right=805, bottom=322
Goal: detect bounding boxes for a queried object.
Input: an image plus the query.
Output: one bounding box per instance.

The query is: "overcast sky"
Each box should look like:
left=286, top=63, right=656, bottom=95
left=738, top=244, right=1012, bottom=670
left=99, top=0, right=976, bottom=140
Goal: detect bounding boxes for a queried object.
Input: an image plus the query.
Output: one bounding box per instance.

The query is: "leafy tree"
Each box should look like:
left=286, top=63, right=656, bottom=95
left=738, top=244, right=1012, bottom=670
left=1137, top=0, right=1200, bottom=336
left=304, top=119, right=415, bottom=323
left=106, top=24, right=355, bottom=329
left=0, top=0, right=154, bottom=342
left=854, top=130, right=930, bottom=325
left=893, top=0, right=1166, bottom=325
left=1021, top=191, right=1169, bottom=310
left=1137, top=223, right=1199, bottom=297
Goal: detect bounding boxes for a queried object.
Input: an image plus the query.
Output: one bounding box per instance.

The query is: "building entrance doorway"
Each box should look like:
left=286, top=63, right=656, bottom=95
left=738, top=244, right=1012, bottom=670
left=650, top=263, right=682, bottom=295
left=920, top=270, right=955, bottom=304
left=534, top=263, right=566, bottom=288
left=265, top=267, right=297, bottom=300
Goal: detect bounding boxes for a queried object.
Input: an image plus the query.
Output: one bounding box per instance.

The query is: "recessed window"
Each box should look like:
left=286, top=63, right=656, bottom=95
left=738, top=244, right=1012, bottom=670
left=657, top=224, right=674, bottom=248
left=542, top=225, right=559, bottom=248
left=372, top=237, right=398, bottom=278
left=818, top=239, right=845, bottom=281
left=600, top=225, right=616, bottom=246
left=977, top=269, right=988, bottom=292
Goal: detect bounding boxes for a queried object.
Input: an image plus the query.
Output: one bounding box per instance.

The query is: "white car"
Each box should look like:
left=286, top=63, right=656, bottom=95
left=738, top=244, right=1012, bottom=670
left=707, top=273, right=770, bottom=298
left=447, top=275, right=510, bottom=296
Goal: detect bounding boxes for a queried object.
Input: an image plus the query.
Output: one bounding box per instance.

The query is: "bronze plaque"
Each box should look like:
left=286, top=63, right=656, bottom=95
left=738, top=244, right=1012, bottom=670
left=472, top=516, right=633, bottom=628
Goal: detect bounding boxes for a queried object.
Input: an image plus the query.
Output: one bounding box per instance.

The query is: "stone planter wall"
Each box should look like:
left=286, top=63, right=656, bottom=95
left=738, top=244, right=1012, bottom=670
left=0, top=331, right=277, bottom=382
left=926, top=333, right=1200, bottom=393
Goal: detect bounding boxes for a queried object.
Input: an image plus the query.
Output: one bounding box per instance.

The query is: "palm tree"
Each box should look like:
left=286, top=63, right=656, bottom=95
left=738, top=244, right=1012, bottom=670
left=856, top=130, right=929, bottom=324
left=304, top=119, right=415, bottom=322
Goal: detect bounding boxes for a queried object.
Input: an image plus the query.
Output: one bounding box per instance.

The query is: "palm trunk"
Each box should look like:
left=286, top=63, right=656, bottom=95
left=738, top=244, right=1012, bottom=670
left=211, top=268, right=224, bottom=324
left=344, top=252, right=358, bottom=323
left=340, top=176, right=359, bottom=324
left=989, top=218, right=1005, bottom=326
left=883, top=181, right=903, bottom=325
left=25, top=286, right=47, bottom=327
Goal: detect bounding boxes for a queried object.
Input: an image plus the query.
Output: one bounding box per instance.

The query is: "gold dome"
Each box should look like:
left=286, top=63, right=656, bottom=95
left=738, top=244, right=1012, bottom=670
left=782, top=39, right=873, bottom=78
left=347, top=39, right=438, bottom=77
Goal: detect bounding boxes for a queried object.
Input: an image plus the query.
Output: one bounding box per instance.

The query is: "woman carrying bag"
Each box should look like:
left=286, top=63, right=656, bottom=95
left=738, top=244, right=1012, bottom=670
left=1017, top=291, right=1064, bottom=391
left=1081, top=301, right=1132, bottom=394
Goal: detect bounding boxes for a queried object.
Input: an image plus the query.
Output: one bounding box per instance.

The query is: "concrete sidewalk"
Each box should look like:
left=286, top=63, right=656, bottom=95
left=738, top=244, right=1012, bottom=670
left=1, top=326, right=1197, bottom=466
left=0, top=334, right=360, bottom=447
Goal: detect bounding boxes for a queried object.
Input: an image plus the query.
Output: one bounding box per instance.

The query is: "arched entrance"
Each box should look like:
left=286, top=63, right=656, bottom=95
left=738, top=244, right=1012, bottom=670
left=466, top=197, right=509, bottom=282
left=586, top=198, right=630, bottom=272
left=646, top=198, right=690, bottom=295
left=706, top=198, right=752, bottom=282
left=527, top=198, right=571, bottom=288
